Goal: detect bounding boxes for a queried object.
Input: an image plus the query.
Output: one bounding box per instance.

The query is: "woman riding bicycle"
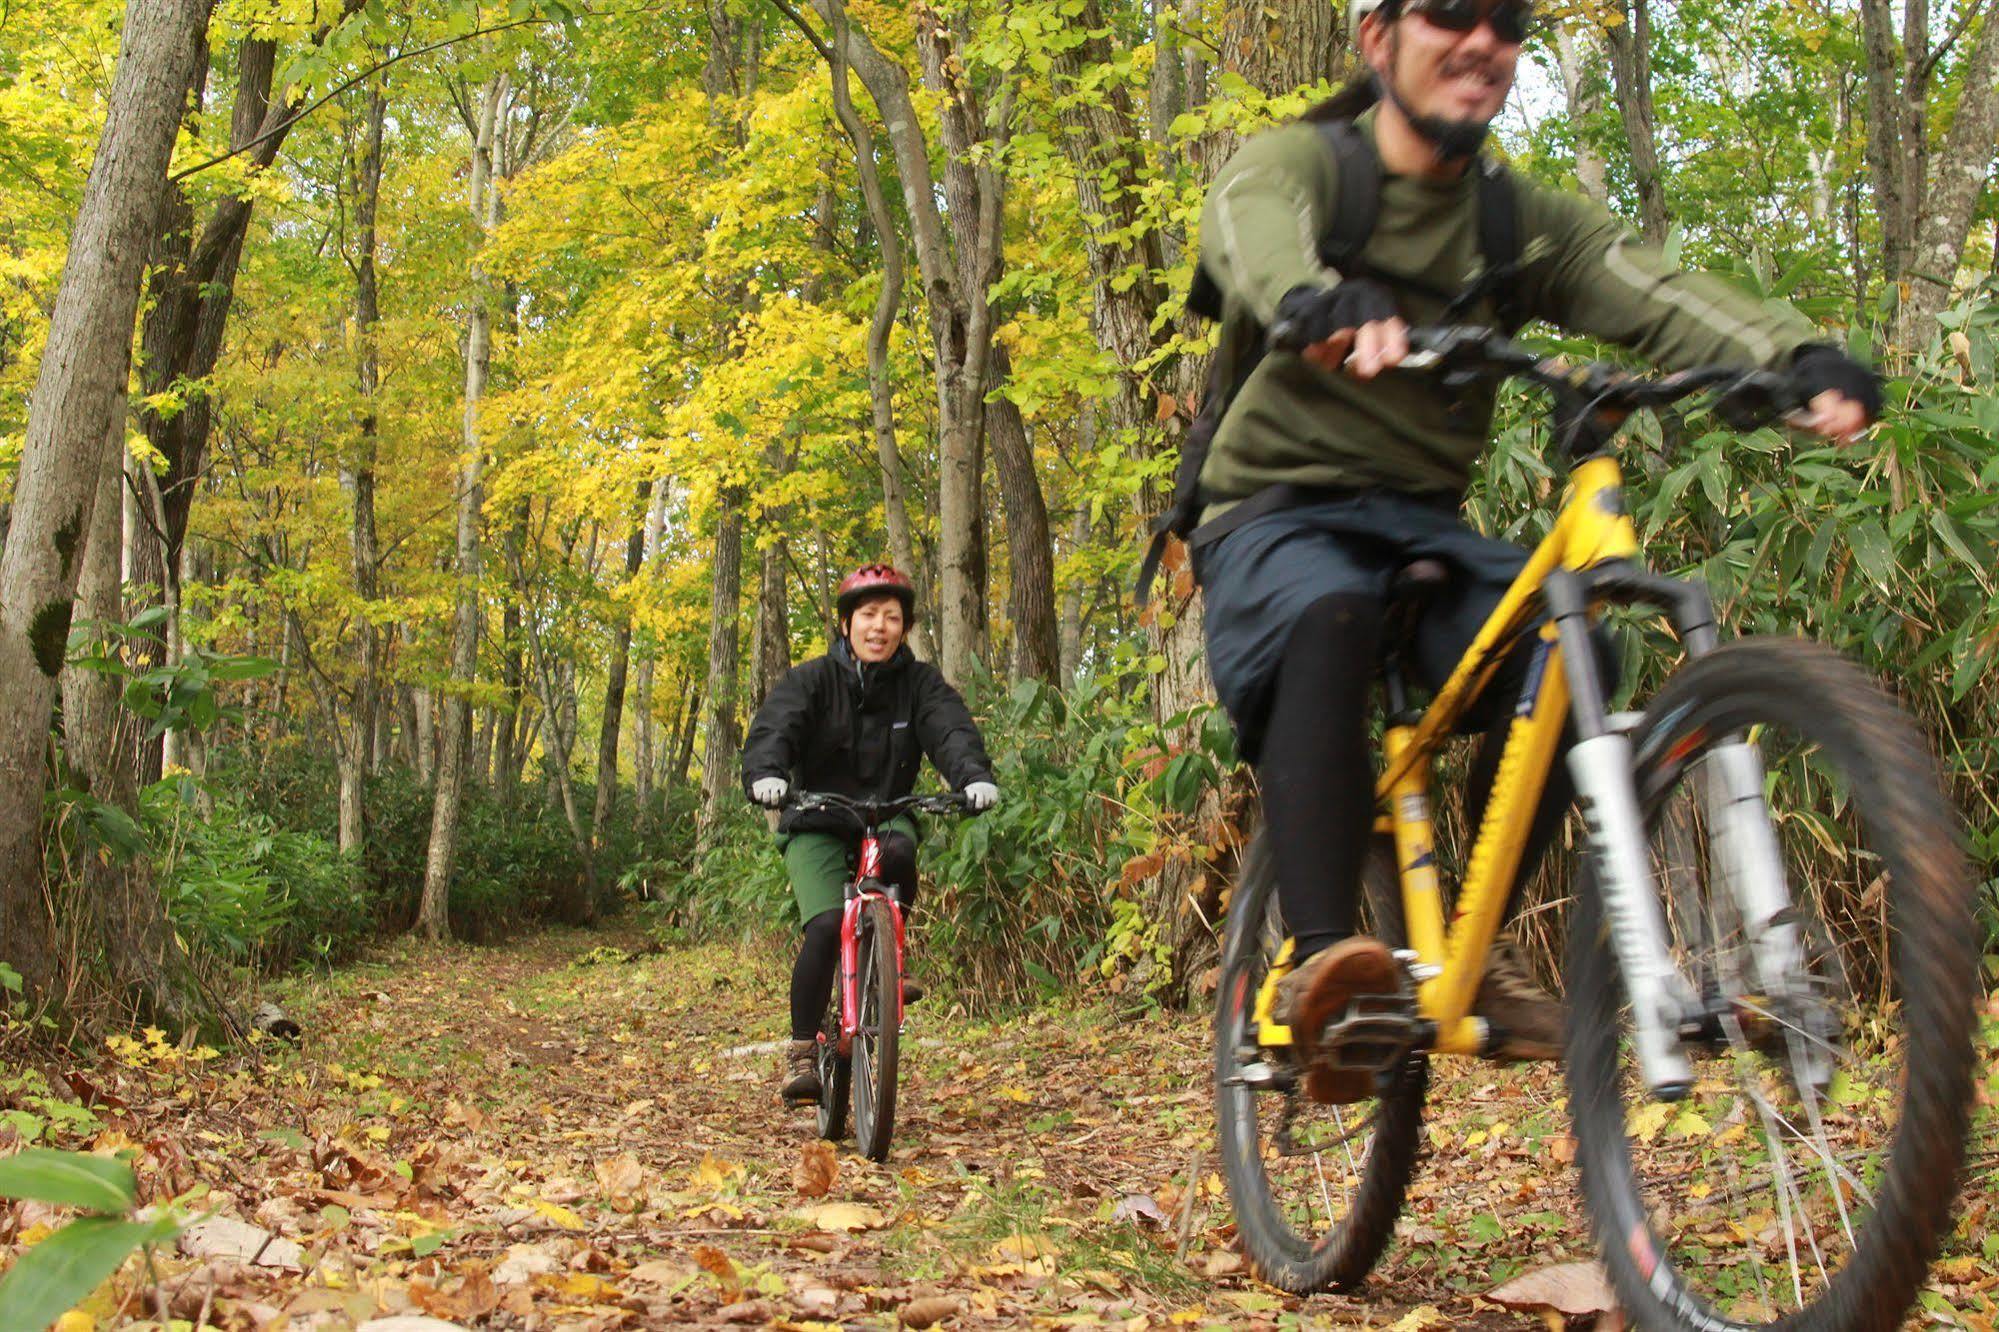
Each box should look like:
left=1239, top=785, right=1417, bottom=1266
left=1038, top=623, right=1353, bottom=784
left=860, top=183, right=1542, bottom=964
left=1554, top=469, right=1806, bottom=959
left=1191, top=0, right=1880, bottom=1100
left=742, top=563, right=1000, bottom=1106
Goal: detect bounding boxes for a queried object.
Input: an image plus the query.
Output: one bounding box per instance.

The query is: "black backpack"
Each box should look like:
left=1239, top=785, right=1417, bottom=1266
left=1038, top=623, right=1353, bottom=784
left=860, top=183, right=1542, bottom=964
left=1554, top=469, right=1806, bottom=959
left=1135, top=118, right=1525, bottom=603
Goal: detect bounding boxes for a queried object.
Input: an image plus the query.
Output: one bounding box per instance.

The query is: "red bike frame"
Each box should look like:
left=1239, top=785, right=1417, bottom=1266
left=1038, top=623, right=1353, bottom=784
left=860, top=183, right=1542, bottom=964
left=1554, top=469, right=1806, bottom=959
left=833, top=831, right=907, bottom=1056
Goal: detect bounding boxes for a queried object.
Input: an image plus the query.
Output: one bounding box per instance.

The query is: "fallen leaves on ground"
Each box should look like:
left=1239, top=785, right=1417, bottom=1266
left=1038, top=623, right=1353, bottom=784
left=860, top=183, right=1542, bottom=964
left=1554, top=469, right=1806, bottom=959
left=793, top=1138, right=838, bottom=1197
left=11, top=930, right=1974, bottom=1330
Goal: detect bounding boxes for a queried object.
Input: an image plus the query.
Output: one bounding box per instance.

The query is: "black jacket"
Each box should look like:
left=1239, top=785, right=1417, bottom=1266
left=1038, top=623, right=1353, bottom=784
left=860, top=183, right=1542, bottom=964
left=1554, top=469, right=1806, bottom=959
left=741, top=638, right=995, bottom=836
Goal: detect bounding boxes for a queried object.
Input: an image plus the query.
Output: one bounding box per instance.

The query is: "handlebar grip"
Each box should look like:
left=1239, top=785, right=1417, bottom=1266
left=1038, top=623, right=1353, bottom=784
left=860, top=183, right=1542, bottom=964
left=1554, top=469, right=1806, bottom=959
left=1265, top=317, right=1310, bottom=354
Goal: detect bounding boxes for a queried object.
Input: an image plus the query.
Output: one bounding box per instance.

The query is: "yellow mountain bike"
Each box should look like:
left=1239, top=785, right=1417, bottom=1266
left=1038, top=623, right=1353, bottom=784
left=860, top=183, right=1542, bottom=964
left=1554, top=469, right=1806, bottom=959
left=1212, top=325, right=1978, bottom=1332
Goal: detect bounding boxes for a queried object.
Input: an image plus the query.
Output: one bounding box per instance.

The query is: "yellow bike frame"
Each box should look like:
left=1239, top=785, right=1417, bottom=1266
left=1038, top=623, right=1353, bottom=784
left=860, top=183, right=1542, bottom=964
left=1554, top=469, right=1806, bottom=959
left=1251, top=456, right=1642, bottom=1056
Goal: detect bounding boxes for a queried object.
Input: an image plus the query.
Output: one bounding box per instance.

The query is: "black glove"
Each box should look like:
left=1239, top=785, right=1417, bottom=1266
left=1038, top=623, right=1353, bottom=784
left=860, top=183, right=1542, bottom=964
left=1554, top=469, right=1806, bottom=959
left=1787, top=343, right=1882, bottom=421
left=1270, top=280, right=1399, bottom=351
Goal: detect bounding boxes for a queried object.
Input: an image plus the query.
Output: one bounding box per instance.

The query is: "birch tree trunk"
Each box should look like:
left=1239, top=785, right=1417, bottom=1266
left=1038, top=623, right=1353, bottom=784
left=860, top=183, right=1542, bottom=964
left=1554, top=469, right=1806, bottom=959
left=0, top=0, right=214, bottom=1004
left=418, top=74, right=506, bottom=942
left=695, top=497, right=745, bottom=858
left=1553, top=25, right=1609, bottom=205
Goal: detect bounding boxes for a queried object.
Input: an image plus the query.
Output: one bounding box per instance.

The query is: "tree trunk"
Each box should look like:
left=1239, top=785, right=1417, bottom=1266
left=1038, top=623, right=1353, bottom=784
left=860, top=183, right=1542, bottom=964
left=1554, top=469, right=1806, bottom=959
left=812, top=0, right=1005, bottom=685
left=819, top=23, right=930, bottom=657
left=986, top=347, right=1060, bottom=684
left=0, top=0, right=214, bottom=1006
left=695, top=497, right=745, bottom=858
left=751, top=443, right=793, bottom=707
left=1602, top=0, right=1668, bottom=245
left=592, top=489, right=648, bottom=849
left=1217, top=0, right=1345, bottom=93
left=62, top=394, right=199, bottom=1026
left=338, top=82, right=388, bottom=856
left=1859, top=0, right=1917, bottom=282
left=418, top=75, right=506, bottom=942
left=1553, top=25, right=1609, bottom=205
left=1059, top=416, right=1094, bottom=681
left=514, top=547, right=597, bottom=923
left=632, top=479, right=667, bottom=825
left=495, top=499, right=530, bottom=803
left=1895, top=8, right=1999, bottom=348
left=671, top=679, right=702, bottom=794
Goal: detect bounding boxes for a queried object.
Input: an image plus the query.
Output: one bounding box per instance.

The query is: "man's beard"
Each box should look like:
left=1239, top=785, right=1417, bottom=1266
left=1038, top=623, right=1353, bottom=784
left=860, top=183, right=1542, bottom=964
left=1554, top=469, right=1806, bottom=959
left=1374, top=47, right=1501, bottom=161
left=1401, top=106, right=1491, bottom=158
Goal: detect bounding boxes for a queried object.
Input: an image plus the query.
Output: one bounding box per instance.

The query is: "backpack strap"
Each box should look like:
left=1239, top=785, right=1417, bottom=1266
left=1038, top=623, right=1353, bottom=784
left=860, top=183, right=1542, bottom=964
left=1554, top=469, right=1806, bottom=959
left=1314, top=119, right=1382, bottom=277
left=1443, top=157, right=1526, bottom=331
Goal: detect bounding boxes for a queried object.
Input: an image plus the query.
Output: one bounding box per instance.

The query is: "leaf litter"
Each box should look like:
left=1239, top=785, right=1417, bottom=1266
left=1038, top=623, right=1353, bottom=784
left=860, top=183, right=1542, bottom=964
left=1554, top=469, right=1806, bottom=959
left=5, top=929, right=1994, bottom=1329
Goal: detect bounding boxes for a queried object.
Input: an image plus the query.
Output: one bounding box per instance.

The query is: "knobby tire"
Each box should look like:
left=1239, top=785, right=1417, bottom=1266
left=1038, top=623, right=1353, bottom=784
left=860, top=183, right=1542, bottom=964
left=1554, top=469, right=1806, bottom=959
left=852, top=895, right=902, bottom=1163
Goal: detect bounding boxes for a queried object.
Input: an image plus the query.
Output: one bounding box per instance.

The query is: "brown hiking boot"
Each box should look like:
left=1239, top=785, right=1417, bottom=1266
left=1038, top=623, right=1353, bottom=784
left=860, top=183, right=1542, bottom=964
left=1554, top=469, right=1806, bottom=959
left=781, top=1039, right=822, bottom=1105
left=1476, top=939, right=1563, bottom=1061
left=1271, top=936, right=1401, bottom=1104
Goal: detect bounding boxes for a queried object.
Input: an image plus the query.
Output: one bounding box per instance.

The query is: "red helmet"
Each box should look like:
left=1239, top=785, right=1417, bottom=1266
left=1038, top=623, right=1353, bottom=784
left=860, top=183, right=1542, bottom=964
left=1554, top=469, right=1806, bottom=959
left=836, top=563, right=916, bottom=622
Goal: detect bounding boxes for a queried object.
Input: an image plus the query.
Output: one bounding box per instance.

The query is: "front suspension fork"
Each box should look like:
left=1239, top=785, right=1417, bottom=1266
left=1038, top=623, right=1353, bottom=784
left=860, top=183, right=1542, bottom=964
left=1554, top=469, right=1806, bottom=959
left=1549, top=570, right=1697, bottom=1100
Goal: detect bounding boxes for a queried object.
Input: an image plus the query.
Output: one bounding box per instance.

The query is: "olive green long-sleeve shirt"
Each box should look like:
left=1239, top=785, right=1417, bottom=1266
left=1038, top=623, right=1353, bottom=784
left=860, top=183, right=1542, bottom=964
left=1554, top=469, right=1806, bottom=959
left=1195, top=110, right=1816, bottom=513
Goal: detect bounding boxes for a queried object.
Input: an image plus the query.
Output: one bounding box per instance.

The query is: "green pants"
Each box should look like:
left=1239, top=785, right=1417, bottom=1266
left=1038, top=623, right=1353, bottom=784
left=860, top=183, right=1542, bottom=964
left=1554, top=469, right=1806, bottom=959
left=779, top=814, right=918, bottom=925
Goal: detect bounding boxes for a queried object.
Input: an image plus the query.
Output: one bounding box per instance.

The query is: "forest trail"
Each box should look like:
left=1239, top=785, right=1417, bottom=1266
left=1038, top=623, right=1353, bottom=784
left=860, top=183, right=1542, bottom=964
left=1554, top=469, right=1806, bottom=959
left=21, top=930, right=1998, bottom=1330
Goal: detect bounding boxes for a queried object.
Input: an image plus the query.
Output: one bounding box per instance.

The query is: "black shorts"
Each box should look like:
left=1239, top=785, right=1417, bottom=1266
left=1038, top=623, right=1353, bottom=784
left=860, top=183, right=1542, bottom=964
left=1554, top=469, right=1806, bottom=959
left=1192, top=490, right=1531, bottom=764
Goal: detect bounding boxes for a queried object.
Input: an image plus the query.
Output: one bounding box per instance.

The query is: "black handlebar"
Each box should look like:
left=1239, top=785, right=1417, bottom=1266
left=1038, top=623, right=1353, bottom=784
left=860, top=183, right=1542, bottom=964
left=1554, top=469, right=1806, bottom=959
left=784, top=790, right=973, bottom=825
left=1266, top=321, right=1807, bottom=457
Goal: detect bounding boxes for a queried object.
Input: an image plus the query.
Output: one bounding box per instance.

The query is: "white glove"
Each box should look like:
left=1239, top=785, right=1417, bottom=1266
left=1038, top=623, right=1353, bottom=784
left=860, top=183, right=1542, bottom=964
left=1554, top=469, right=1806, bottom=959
left=751, top=777, right=789, bottom=808
left=963, top=781, right=1000, bottom=812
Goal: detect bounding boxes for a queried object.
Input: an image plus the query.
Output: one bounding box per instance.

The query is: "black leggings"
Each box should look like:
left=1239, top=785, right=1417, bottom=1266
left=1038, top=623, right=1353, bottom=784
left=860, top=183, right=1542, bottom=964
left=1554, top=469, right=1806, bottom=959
left=1262, top=593, right=1592, bottom=959
left=789, top=832, right=917, bottom=1041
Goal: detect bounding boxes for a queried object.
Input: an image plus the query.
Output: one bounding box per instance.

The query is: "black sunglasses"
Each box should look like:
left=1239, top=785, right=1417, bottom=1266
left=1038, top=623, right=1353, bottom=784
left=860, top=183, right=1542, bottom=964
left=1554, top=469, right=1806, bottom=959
left=1398, top=0, right=1535, bottom=43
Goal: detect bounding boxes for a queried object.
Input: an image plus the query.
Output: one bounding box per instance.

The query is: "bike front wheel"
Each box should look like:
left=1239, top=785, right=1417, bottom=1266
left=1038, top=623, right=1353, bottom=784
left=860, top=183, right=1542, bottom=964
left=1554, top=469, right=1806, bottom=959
left=1567, top=638, right=1977, bottom=1332
left=815, top=988, right=851, bottom=1143
left=852, top=896, right=902, bottom=1162
left=1214, top=831, right=1426, bottom=1294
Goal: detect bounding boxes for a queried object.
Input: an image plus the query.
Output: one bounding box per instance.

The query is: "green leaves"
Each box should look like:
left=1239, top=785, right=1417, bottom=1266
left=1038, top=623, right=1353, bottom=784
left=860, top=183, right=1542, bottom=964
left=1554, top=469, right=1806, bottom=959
left=0, top=1149, right=178, bottom=1332
left=0, top=1214, right=182, bottom=1332
left=0, top=1148, right=136, bottom=1214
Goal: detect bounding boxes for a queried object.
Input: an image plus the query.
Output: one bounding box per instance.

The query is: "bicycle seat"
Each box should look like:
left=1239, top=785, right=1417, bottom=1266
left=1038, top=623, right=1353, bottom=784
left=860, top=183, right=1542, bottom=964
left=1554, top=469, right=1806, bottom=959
left=1381, top=560, right=1451, bottom=716
left=1387, top=557, right=1451, bottom=610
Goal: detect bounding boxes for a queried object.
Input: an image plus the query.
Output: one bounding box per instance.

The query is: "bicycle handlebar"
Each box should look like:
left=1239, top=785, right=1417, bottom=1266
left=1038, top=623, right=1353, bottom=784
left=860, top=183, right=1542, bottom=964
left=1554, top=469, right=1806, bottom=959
left=1266, top=321, right=1808, bottom=456
left=785, top=790, right=974, bottom=823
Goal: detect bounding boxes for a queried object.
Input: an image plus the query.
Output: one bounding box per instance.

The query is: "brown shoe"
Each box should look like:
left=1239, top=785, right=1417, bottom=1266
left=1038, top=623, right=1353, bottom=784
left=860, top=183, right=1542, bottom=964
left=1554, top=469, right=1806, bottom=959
left=1476, top=939, right=1563, bottom=1060
left=781, top=1039, right=822, bottom=1105
left=1271, top=937, right=1400, bottom=1104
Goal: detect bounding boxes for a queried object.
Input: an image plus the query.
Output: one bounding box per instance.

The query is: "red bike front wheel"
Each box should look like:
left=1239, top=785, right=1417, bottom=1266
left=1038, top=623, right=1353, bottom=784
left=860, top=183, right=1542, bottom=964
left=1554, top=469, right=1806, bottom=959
left=851, top=896, right=902, bottom=1162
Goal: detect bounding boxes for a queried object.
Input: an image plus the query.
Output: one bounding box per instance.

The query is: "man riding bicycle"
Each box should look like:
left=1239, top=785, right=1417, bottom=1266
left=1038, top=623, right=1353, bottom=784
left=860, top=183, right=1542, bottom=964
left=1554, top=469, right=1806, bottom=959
left=742, top=563, right=1000, bottom=1106
left=1188, top=0, right=1880, bottom=1100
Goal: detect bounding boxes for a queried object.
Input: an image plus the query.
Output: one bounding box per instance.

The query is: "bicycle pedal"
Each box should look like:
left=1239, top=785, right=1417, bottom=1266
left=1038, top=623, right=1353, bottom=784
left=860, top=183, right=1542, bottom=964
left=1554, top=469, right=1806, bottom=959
left=1392, top=948, right=1442, bottom=984
left=1313, top=992, right=1423, bottom=1075
left=1225, top=1060, right=1297, bottom=1091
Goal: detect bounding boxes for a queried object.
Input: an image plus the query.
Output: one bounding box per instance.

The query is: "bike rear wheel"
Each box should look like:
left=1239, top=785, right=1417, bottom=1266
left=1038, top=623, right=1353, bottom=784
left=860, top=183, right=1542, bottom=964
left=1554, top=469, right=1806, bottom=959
left=1567, top=639, right=1977, bottom=1332
left=1214, top=831, right=1426, bottom=1293
left=852, top=896, right=902, bottom=1162
left=815, top=986, right=851, bottom=1142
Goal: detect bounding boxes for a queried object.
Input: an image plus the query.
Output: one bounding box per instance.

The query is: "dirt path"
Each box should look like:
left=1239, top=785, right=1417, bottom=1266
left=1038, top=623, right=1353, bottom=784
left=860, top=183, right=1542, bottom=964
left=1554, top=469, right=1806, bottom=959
left=8, top=930, right=1994, bottom=1330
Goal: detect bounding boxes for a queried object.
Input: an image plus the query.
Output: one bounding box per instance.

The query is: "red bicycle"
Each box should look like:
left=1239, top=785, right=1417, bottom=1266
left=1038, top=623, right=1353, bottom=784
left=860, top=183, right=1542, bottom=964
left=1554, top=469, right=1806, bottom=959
left=788, top=790, right=971, bottom=1161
